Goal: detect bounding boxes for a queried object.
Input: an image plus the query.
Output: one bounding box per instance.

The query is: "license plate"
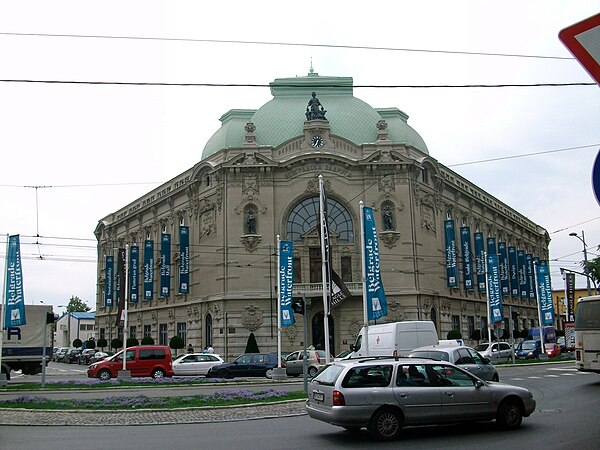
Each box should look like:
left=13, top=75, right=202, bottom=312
left=313, top=391, right=324, bottom=402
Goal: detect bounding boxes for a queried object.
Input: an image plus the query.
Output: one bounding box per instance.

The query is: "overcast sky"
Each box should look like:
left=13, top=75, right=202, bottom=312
left=1, top=1, right=599, bottom=314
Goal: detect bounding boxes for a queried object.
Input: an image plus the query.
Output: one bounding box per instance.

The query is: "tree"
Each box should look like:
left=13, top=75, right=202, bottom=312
left=141, top=336, right=154, bottom=345
left=447, top=329, right=462, bottom=340
left=245, top=332, right=260, bottom=353
left=72, top=338, right=83, bottom=349
left=66, top=295, right=92, bottom=313
left=97, top=338, right=107, bottom=350
left=169, top=335, right=185, bottom=356
left=584, top=247, right=600, bottom=291
left=85, top=339, right=96, bottom=350
left=470, top=329, right=482, bottom=341
left=111, top=338, right=123, bottom=351
left=126, top=337, right=139, bottom=347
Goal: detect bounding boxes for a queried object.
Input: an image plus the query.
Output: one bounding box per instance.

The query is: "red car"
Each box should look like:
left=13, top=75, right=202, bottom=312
left=545, top=343, right=561, bottom=358
left=87, top=345, right=174, bottom=380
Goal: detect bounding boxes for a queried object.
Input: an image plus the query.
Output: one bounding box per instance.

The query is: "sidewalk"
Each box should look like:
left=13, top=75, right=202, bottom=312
left=0, top=400, right=307, bottom=426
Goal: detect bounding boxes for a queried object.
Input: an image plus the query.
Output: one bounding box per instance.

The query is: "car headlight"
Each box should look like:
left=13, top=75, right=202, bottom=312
left=89, top=364, right=97, bottom=369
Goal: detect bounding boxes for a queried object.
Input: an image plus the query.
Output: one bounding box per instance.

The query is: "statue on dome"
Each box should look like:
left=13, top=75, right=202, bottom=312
left=305, top=92, right=327, bottom=121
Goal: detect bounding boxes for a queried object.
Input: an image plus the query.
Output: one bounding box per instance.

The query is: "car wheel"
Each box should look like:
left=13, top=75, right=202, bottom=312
left=492, top=373, right=499, bottom=382
left=308, top=366, right=318, bottom=378
left=265, top=368, right=274, bottom=379
left=496, top=399, right=523, bottom=430
left=368, top=408, right=402, bottom=441
left=152, top=368, right=166, bottom=379
left=217, top=369, right=229, bottom=379
left=98, top=369, right=112, bottom=381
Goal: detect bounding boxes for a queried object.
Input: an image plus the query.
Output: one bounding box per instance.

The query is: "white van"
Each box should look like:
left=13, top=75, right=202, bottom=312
left=349, top=321, right=439, bottom=358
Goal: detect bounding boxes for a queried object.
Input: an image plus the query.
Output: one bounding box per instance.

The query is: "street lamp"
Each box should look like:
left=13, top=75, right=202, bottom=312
left=569, top=231, right=592, bottom=296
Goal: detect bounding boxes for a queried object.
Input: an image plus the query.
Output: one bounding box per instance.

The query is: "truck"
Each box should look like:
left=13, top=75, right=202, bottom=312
left=349, top=320, right=439, bottom=358
left=1, top=304, right=54, bottom=380
left=528, top=326, right=556, bottom=343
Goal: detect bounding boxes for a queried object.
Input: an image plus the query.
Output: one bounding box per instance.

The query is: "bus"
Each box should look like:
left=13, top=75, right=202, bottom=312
left=574, top=295, right=600, bottom=373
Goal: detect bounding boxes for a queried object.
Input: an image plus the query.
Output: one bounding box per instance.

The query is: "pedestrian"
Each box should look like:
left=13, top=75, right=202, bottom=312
left=187, top=343, right=194, bottom=354
left=207, top=345, right=214, bottom=354
left=202, top=346, right=208, bottom=353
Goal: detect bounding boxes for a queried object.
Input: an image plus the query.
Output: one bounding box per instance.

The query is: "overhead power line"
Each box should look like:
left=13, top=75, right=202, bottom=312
left=0, top=31, right=574, bottom=60
left=0, top=79, right=594, bottom=88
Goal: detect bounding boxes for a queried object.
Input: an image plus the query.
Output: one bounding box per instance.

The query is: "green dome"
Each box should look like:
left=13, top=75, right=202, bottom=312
left=201, top=73, right=428, bottom=159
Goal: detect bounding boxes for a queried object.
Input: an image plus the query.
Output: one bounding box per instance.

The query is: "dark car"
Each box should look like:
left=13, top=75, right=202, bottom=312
left=78, top=349, right=96, bottom=365
left=515, top=340, right=542, bottom=359
left=63, top=348, right=82, bottom=364
left=53, top=347, right=70, bottom=362
left=207, top=353, right=281, bottom=379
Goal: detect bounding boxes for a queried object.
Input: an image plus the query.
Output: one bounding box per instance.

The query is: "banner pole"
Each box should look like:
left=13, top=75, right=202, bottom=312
left=359, top=201, right=369, bottom=356
left=484, top=251, right=492, bottom=343
left=533, top=261, right=545, bottom=355
left=0, top=234, right=9, bottom=384
left=318, top=175, right=331, bottom=364
left=276, top=235, right=282, bottom=368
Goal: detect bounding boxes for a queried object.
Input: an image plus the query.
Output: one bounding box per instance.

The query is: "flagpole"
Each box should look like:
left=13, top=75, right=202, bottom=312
left=318, top=175, right=331, bottom=364
left=122, top=244, right=129, bottom=373
left=276, top=235, right=282, bottom=368
left=484, top=251, right=492, bottom=343
left=0, top=235, right=9, bottom=384
left=359, top=201, right=369, bottom=356
left=533, top=260, right=545, bottom=354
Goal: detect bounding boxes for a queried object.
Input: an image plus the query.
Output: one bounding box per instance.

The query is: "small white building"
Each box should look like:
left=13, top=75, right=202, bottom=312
left=55, top=312, right=96, bottom=348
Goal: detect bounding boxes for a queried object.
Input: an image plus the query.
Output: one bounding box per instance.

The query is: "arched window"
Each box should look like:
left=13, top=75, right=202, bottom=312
left=430, top=307, right=437, bottom=332
left=286, top=197, right=353, bottom=243
left=205, top=313, right=213, bottom=347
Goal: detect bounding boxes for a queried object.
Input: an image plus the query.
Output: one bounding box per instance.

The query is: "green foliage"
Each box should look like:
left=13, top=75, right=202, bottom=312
left=111, top=338, right=123, bottom=350
left=85, top=339, right=96, bottom=350
left=170, top=336, right=185, bottom=356
left=583, top=246, right=600, bottom=289
left=512, top=329, right=521, bottom=339
left=126, top=337, right=139, bottom=347
left=447, top=329, right=462, bottom=340
left=141, top=336, right=155, bottom=345
left=470, top=329, right=481, bottom=341
left=72, top=338, right=83, bottom=348
left=500, top=329, right=510, bottom=340
left=97, top=338, right=107, bottom=350
left=520, top=329, right=529, bottom=339
left=245, top=332, right=260, bottom=353
left=66, top=295, right=92, bottom=313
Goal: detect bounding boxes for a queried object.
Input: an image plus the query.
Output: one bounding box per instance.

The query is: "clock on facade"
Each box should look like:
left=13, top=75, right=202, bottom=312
left=310, top=135, right=324, bottom=148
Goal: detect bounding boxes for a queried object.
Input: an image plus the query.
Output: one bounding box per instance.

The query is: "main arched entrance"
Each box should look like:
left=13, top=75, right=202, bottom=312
left=311, top=312, right=335, bottom=356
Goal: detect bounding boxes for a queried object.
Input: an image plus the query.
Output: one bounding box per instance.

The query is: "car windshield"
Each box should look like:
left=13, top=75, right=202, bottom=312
left=312, top=364, right=344, bottom=386
left=474, top=344, right=489, bottom=351
left=409, top=350, right=449, bottom=362
left=521, top=342, right=537, bottom=350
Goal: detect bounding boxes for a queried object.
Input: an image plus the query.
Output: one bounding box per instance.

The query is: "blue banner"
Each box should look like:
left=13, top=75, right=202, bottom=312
left=474, top=232, right=486, bottom=292
left=535, top=262, right=555, bottom=326
left=105, top=255, right=114, bottom=307
left=143, top=240, right=154, bottom=301
left=179, top=226, right=190, bottom=294
left=460, top=227, right=474, bottom=291
left=526, top=254, right=536, bottom=300
left=363, top=207, right=388, bottom=321
left=508, top=247, right=519, bottom=298
left=486, top=237, right=497, bottom=256
left=518, top=250, right=527, bottom=299
left=160, top=234, right=171, bottom=298
left=486, top=253, right=504, bottom=324
left=130, top=245, right=139, bottom=303
left=115, top=248, right=123, bottom=305
left=444, top=220, right=458, bottom=288
left=4, top=235, right=26, bottom=327
left=498, top=242, right=509, bottom=297
left=279, top=240, right=295, bottom=327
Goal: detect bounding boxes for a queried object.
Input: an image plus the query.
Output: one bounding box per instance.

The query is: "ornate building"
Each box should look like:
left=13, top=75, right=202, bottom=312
left=94, top=71, right=549, bottom=358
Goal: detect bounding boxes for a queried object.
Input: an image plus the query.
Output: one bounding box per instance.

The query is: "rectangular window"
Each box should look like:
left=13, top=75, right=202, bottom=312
left=341, top=256, right=352, bottom=282
left=159, top=323, right=168, bottom=346
left=309, top=248, right=322, bottom=283
left=79, top=324, right=86, bottom=331
left=129, top=325, right=137, bottom=339
left=143, top=324, right=152, bottom=337
left=467, top=316, right=475, bottom=338
left=451, top=315, right=460, bottom=331
left=293, top=257, right=302, bottom=283
left=99, top=328, right=105, bottom=340
left=86, top=324, right=94, bottom=331
left=177, top=322, right=187, bottom=344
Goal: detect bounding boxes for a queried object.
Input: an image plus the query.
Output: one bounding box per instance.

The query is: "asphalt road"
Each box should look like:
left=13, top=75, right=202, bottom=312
left=1, top=361, right=599, bottom=450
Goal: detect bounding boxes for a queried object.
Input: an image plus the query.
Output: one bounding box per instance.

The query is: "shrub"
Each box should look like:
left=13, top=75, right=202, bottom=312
left=85, top=339, right=96, bottom=350
left=141, top=336, right=154, bottom=345
left=245, top=332, right=260, bottom=353
left=470, top=329, right=481, bottom=341
left=169, top=336, right=185, bottom=356
left=512, top=329, right=521, bottom=339
left=500, top=329, right=510, bottom=340
left=520, top=329, right=529, bottom=339
left=72, top=338, right=83, bottom=349
left=126, top=337, right=139, bottom=347
left=447, top=329, right=462, bottom=340
left=97, top=338, right=107, bottom=350
left=111, top=338, right=123, bottom=351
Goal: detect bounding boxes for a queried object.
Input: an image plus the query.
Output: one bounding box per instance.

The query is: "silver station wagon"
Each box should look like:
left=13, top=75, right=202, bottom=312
left=305, top=357, right=535, bottom=441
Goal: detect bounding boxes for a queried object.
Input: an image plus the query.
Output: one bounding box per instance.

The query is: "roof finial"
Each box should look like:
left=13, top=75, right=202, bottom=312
left=309, top=57, right=314, bottom=74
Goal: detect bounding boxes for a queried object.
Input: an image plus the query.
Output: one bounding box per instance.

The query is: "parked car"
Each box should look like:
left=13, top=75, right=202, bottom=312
left=63, top=348, right=82, bottom=364
left=473, top=342, right=514, bottom=363
left=305, top=356, right=536, bottom=441
left=545, top=343, right=561, bottom=358
left=89, top=351, right=114, bottom=364
left=284, top=349, right=330, bottom=377
left=53, top=347, right=70, bottom=362
left=557, top=336, right=567, bottom=352
left=408, top=344, right=499, bottom=381
left=515, top=340, right=542, bottom=359
left=78, top=349, right=96, bottom=365
left=206, top=353, right=281, bottom=379
left=172, top=353, right=224, bottom=376
left=87, top=345, right=174, bottom=380
left=334, top=349, right=353, bottom=361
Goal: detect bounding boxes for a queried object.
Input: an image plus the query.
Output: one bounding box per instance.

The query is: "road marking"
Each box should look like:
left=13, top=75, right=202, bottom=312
left=561, top=373, right=576, bottom=376
left=547, top=367, right=578, bottom=372
left=509, top=377, right=525, bottom=380
left=528, top=376, right=542, bottom=379
left=545, top=375, right=560, bottom=378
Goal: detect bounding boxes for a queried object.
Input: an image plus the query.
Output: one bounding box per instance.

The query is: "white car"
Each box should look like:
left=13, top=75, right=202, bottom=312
left=172, top=353, right=224, bottom=376
left=473, top=342, right=514, bottom=363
